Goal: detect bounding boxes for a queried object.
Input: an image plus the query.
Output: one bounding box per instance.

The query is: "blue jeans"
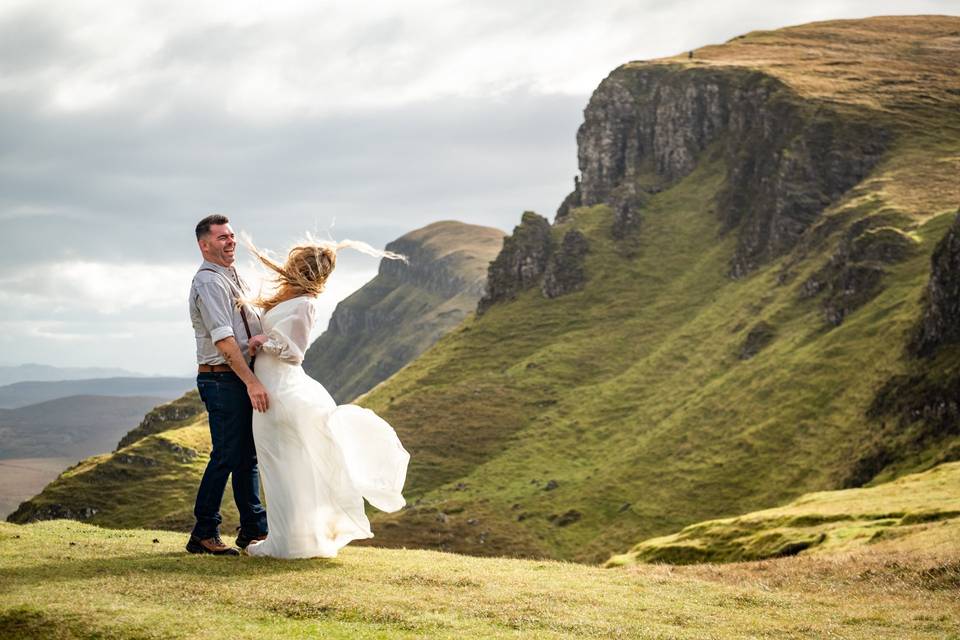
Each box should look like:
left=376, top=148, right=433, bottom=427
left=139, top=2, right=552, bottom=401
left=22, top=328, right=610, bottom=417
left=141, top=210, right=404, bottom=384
left=192, top=371, right=268, bottom=540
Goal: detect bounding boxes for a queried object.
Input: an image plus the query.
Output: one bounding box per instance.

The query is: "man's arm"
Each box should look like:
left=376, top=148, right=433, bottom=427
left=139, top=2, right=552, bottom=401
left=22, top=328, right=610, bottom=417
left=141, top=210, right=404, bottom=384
left=214, top=336, right=269, bottom=412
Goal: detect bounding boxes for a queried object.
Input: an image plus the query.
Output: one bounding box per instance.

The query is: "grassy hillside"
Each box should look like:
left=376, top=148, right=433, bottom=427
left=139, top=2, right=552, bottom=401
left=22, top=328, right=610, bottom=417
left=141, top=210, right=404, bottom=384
left=360, top=184, right=957, bottom=562
left=1, top=519, right=957, bottom=639
left=303, top=220, right=505, bottom=403
left=11, top=17, right=959, bottom=568
left=6, top=410, right=243, bottom=531
left=607, top=460, right=960, bottom=566
left=352, top=17, right=960, bottom=562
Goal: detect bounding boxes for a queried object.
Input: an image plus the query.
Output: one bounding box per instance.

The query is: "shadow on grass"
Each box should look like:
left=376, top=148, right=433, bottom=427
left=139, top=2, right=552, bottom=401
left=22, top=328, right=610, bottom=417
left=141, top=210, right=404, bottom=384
left=2, top=549, right=342, bottom=590
left=0, top=605, right=178, bottom=640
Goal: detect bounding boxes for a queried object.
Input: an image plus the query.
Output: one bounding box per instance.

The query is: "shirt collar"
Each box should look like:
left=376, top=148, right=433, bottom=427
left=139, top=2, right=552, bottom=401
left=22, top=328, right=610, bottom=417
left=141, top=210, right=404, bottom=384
left=200, top=260, right=236, bottom=277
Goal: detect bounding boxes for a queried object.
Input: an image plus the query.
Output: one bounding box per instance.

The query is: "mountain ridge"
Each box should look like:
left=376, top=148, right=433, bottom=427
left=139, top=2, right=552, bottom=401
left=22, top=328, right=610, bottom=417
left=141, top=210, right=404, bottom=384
left=303, top=220, right=505, bottom=402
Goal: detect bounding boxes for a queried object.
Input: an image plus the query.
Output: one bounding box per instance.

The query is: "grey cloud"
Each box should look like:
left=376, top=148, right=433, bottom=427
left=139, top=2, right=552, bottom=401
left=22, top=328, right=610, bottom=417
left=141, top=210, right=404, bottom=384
left=0, top=7, right=84, bottom=75
left=0, top=88, right=583, bottom=268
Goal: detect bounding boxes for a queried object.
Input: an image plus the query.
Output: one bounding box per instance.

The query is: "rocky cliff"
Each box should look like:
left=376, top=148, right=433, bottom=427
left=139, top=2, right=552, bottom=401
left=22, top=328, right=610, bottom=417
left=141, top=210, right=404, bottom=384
left=303, top=220, right=505, bottom=402
left=484, top=66, right=888, bottom=305
left=357, top=16, right=960, bottom=563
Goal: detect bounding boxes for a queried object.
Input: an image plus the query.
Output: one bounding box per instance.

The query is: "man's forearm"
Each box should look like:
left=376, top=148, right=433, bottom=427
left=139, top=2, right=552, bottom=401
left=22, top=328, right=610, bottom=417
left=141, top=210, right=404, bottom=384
left=214, top=337, right=258, bottom=385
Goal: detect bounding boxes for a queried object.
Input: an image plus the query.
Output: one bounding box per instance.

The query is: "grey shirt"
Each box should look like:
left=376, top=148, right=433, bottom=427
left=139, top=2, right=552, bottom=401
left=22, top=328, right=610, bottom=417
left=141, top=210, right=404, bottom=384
left=189, top=260, right=264, bottom=365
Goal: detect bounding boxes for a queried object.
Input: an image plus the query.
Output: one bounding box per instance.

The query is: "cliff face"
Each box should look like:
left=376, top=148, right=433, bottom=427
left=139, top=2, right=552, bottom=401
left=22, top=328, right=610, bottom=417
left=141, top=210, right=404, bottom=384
left=566, top=65, right=889, bottom=276
left=910, top=210, right=960, bottom=358
left=484, top=64, right=889, bottom=308
left=115, top=391, right=204, bottom=450
left=303, top=220, right=505, bottom=402
left=357, top=16, right=960, bottom=564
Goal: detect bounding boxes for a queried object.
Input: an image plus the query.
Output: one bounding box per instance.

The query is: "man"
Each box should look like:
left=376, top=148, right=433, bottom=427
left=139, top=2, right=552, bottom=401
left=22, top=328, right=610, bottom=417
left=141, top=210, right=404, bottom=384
left=186, top=214, right=269, bottom=556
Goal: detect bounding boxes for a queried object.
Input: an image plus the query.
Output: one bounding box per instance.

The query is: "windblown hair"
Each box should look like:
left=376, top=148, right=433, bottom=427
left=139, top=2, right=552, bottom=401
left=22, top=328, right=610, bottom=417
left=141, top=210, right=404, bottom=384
left=245, top=234, right=407, bottom=313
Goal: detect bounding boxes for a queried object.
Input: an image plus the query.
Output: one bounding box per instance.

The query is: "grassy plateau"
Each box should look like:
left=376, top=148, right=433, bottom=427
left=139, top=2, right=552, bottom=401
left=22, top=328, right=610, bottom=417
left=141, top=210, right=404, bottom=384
left=1, top=519, right=957, bottom=639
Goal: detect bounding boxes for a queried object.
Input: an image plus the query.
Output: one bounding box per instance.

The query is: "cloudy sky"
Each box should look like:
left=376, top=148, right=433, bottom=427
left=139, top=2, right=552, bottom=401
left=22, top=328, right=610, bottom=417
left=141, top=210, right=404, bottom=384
left=1, top=0, right=955, bottom=376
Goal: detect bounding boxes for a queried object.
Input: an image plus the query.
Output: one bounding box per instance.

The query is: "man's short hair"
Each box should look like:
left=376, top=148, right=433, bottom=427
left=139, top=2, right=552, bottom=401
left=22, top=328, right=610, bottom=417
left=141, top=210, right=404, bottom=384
left=195, top=214, right=230, bottom=241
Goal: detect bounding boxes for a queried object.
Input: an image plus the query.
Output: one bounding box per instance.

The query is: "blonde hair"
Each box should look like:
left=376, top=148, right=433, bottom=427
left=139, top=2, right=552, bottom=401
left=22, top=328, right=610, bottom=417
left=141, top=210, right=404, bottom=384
left=244, top=234, right=407, bottom=313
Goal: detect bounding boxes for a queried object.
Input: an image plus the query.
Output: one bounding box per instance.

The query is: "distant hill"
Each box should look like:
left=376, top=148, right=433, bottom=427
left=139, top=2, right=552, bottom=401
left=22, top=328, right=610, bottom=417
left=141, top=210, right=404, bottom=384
left=0, top=364, right=145, bottom=386
left=0, top=377, right=193, bottom=409
left=303, top=220, right=505, bottom=402
left=0, top=395, right=173, bottom=460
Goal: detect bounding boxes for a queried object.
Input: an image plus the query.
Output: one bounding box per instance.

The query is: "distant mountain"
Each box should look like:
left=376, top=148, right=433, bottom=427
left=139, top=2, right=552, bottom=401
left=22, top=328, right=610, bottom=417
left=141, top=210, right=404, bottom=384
left=0, top=377, right=194, bottom=409
left=0, top=395, right=173, bottom=460
left=303, top=220, right=505, bottom=402
left=0, top=364, right=145, bottom=386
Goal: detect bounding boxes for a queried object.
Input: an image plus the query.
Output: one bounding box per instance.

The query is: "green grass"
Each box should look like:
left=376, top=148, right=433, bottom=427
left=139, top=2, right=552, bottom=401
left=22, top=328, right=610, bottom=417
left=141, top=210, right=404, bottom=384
left=357, top=146, right=959, bottom=562
left=12, top=16, right=960, bottom=570
left=607, top=460, right=960, bottom=566
left=1, top=520, right=958, bottom=639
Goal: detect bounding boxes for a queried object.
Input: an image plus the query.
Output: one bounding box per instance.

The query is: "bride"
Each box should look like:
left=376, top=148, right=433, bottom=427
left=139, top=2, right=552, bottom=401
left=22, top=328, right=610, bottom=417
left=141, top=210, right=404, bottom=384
left=241, top=237, right=410, bottom=559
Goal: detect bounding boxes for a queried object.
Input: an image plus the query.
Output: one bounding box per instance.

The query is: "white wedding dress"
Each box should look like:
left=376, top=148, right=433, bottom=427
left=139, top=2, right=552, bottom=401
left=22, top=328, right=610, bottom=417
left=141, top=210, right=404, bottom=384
left=245, top=295, right=409, bottom=559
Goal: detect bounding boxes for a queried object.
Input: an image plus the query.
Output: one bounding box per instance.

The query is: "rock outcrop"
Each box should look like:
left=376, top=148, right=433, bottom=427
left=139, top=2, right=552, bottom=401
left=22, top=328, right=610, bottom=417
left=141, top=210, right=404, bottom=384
left=485, top=63, right=891, bottom=317
left=910, top=210, right=960, bottom=357
left=542, top=229, right=589, bottom=299
left=116, top=391, right=204, bottom=450
left=565, top=65, right=889, bottom=276
left=851, top=211, right=960, bottom=486
left=477, top=212, right=553, bottom=314
left=799, top=214, right=917, bottom=326
left=738, top=321, right=776, bottom=360
left=303, top=220, right=505, bottom=402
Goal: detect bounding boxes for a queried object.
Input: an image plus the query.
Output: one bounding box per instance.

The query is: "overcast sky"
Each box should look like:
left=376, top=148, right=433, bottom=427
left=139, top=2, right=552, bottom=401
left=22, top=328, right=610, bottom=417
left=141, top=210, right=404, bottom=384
left=0, top=1, right=955, bottom=376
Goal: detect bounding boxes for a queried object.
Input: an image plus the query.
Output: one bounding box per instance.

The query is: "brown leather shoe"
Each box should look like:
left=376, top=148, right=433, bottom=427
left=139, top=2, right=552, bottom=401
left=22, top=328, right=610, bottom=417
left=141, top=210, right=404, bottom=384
left=185, top=534, right=240, bottom=556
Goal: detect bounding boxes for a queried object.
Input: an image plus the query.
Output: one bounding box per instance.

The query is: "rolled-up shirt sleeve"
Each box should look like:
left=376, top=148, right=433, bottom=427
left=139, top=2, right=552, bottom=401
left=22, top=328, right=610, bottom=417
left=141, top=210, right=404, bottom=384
left=195, top=280, right=235, bottom=344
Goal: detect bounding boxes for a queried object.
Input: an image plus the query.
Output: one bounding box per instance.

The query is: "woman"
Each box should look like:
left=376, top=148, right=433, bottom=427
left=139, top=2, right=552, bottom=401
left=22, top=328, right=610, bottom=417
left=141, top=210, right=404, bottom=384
left=242, top=237, right=410, bottom=559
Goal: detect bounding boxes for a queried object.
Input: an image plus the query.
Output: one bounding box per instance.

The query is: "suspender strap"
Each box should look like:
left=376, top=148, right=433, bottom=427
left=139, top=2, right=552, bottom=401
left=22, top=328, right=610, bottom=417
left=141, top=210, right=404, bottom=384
left=199, top=268, right=254, bottom=340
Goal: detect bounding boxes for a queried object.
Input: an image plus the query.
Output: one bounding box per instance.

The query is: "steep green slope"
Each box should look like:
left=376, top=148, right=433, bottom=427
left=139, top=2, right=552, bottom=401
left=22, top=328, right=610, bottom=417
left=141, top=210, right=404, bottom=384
left=607, top=460, right=960, bottom=566
left=2, top=520, right=957, bottom=639
left=355, top=16, right=960, bottom=562
left=303, top=220, right=505, bottom=403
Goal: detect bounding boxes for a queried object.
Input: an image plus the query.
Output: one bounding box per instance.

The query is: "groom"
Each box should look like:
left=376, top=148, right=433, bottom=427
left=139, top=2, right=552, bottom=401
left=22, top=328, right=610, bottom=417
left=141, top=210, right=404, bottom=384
left=186, top=214, right=270, bottom=556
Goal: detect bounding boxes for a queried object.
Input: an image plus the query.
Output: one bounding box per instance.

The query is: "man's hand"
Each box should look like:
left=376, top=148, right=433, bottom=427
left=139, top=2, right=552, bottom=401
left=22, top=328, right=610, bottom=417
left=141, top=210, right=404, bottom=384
left=247, top=379, right=269, bottom=413
left=248, top=334, right=268, bottom=357
left=213, top=335, right=270, bottom=413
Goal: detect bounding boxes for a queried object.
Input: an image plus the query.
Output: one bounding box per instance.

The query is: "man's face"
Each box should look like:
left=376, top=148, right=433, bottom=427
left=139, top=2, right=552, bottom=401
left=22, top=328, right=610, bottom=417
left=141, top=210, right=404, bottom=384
left=199, top=223, right=236, bottom=267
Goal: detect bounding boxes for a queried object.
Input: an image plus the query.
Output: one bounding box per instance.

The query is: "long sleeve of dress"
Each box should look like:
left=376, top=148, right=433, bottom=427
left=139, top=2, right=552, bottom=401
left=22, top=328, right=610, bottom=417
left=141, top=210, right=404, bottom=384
left=260, top=298, right=316, bottom=365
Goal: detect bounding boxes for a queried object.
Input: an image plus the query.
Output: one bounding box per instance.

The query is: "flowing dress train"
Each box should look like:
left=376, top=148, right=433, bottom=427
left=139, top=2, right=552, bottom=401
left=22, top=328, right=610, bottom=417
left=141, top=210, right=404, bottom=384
left=245, top=296, right=409, bottom=559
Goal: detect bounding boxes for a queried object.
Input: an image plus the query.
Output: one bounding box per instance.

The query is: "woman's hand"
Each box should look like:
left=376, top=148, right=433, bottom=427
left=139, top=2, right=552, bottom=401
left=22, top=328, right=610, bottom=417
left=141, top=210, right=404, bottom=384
left=248, top=334, right=268, bottom=357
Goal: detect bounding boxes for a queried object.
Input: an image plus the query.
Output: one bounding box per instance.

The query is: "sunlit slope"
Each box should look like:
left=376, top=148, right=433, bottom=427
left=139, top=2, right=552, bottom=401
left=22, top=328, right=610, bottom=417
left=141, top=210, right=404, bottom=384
left=607, top=460, right=960, bottom=566
left=360, top=170, right=957, bottom=562
left=354, top=16, right=960, bottom=563
left=2, top=519, right=958, bottom=639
